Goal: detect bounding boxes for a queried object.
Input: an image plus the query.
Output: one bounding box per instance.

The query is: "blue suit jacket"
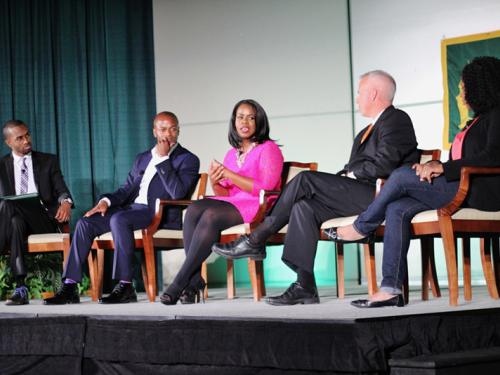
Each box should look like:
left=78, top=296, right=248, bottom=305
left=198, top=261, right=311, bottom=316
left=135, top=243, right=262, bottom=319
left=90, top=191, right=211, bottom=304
left=100, top=144, right=200, bottom=229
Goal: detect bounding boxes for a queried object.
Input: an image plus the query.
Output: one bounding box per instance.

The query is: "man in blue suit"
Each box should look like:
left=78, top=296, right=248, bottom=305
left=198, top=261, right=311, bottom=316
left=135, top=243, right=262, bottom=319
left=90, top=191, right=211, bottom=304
left=44, top=111, right=200, bottom=304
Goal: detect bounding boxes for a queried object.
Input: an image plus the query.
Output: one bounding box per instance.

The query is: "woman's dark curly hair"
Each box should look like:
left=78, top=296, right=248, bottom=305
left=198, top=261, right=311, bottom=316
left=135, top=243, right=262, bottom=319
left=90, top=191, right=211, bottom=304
left=228, top=99, right=272, bottom=148
left=462, top=56, right=500, bottom=115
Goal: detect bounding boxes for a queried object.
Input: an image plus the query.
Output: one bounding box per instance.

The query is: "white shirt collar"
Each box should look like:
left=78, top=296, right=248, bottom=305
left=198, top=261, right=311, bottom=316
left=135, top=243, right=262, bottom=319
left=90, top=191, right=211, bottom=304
left=12, top=152, right=32, bottom=163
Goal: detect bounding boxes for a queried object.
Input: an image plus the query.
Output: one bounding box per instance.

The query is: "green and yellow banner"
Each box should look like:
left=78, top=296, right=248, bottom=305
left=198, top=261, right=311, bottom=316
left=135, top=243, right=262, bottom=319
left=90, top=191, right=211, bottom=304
left=441, top=30, right=500, bottom=149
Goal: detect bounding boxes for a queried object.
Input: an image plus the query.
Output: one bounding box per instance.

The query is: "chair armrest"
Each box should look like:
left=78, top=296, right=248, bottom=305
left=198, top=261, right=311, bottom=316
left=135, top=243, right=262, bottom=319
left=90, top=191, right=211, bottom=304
left=250, top=189, right=281, bottom=228
left=439, top=166, right=500, bottom=216
left=145, top=198, right=196, bottom=234
left=375, top=178, right=385, bottom=197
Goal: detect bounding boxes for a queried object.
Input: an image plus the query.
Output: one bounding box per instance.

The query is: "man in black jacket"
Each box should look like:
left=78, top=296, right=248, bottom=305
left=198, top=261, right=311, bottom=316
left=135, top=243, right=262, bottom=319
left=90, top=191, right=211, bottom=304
left=213, top=70, right=419, bottom=305
left=0, top=120, right=73, bottom=305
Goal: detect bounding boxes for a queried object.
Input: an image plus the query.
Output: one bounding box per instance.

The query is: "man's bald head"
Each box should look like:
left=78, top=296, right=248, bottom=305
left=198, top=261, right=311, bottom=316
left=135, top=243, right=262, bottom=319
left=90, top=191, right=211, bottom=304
left=153, top=111, right=180, bottom=147
left=154, top=111, right=178, bottom=127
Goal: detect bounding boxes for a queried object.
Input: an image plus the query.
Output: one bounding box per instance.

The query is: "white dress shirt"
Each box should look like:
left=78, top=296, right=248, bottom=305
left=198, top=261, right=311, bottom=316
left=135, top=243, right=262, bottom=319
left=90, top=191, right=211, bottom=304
left=100, top=143, right=178, bottom=207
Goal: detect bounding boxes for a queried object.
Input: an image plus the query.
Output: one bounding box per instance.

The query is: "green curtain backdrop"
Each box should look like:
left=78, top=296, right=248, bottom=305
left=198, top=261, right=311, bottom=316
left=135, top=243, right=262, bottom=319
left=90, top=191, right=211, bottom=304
left=0, top=0, right=156, bottom=220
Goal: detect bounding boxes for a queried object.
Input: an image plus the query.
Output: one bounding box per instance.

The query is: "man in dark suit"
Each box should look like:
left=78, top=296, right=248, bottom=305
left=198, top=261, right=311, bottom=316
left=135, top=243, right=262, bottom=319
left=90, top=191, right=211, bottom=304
left=213, top=70, right=419, bottom=305
left=44, top=111, right=200, bottom=304
left=0, top=120, right=73, bottom=305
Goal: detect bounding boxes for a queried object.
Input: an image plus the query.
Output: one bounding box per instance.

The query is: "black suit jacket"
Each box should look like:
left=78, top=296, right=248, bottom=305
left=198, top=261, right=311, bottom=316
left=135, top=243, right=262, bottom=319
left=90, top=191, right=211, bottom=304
left=0, top=151, right=73, bottom=218
left=100, top=144, right=200, bottom=229
left=444, top=105, right=500, bottom=211
left=342, top=105, right=419, bottom=184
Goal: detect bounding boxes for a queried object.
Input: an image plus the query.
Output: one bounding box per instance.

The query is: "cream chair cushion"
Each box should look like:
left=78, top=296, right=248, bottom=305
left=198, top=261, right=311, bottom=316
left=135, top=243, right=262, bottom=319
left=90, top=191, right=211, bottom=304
left=28, top=233, right=69, bottom=244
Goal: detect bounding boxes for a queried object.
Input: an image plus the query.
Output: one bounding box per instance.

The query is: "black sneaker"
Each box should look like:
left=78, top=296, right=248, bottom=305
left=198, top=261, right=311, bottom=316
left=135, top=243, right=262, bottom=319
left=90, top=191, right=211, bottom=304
left=99, top=282, right=137, bottom=304
left=6, top=286, right=29, bottom=305
left=44, top=283, right=80, bottom=305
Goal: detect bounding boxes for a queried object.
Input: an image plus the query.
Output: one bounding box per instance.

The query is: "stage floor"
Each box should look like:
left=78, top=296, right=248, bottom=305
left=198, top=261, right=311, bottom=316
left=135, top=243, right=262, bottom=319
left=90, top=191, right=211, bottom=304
left=2, top=286, right=500, bottom=374
left=1, top=285, right=499, bottom=321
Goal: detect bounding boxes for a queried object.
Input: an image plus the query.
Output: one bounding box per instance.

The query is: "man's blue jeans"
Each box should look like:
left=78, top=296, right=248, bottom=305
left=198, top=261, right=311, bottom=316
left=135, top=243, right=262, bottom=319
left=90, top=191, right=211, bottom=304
left=353, top=166, right=459, bottom=294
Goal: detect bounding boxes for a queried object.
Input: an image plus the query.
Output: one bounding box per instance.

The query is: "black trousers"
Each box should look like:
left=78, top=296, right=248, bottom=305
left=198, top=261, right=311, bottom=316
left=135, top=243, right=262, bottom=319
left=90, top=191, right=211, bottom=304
left=166, top=199, right=243, bottom=297
left=251, top=171, right=375, bottom=274
left=0, top=199, right=57, bottom=276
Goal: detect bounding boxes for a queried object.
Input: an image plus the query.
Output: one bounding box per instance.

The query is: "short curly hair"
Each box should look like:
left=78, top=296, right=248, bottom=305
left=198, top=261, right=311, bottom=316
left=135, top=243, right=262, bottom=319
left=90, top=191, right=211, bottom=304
left=461, top=56, right=500, bottom=115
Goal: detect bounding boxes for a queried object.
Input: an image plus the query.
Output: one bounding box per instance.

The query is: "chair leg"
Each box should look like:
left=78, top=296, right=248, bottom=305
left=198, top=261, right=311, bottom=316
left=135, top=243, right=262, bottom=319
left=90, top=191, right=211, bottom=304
left=142, top=231, right=157, bottom=302
left=97, top=249, right=104, bottom=300
left=140, top=255, right=149, bottom=298
left=420, top=237, right=441, bottom=300
left=201, top=261, right=208, bottom=299
left=257, top=260, right=266, bottom=297
left=363, top=243, right=378, bottom=296
left=492, top=237, right=500, bottom=292
left=428, top=241, right=441, bottom=298
left=256, top=260, right=265, bottom=298
left=247, top=259, right=262, bottom=302
left=62, top=236, right=70, bottom=269
left=438, top=216, right=459, bottom=306
left=462, top=237, right=472, bottom=301
left=336, top=243, right=345, bottom=298
left=480, top=237, right=499, bottom=299
left=226, top=259, right=235, bottom=299
left=403, top=271, right=409, bottom=305
left=87, top=250, right=99, bottom=302
left=421, top=238, right=431, bottom=301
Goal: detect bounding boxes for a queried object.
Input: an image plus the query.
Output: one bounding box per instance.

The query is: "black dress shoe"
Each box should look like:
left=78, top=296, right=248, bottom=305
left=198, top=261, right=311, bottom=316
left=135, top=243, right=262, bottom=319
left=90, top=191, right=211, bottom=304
left=99, top=282, right=137, bottom=304
left=351, top=294, right=404, bottom=308
left=211, top=235, right=266, bottom=260
left=180, top=280, right=206, bottom=304
left=5, top=286, right=29, bottom=306
left=266, top=282, right=320, bottom=306
left=44, top=283, right=80, bottom=305
left=322, top=227, right=374, bottom=244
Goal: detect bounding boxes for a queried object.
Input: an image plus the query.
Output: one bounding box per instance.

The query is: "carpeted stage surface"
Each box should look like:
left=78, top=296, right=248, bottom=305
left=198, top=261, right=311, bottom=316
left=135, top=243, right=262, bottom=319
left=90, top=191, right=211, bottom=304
left=1, top=287, right=500, bottom=374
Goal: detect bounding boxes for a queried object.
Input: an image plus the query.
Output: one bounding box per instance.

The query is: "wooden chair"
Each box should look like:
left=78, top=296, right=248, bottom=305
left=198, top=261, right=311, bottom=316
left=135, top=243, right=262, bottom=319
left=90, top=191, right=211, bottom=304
left=320, top=149, right=442, bottom=300
left=219, top=161, right=318, bottom=301
left=141, top=173, right=208, bottom=301
left=27, top=224, right=71, bottom=268
left=88, top=173, right=208, bottom=302
left=409, top=166, right=500, bottom=306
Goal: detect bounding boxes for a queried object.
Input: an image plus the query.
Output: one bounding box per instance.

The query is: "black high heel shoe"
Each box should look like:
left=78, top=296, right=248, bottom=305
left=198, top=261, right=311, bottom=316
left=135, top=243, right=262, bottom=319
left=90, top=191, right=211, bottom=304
left=322, top=227, right=375, bottom=244
left=179, top=280, right=206, bottom=305
left=160, top=291, right=180, bottom=305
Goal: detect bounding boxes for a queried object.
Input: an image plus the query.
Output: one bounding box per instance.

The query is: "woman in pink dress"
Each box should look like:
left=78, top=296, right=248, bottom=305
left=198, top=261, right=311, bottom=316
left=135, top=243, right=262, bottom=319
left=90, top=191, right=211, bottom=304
left=161, top=99, right=284, bottom=305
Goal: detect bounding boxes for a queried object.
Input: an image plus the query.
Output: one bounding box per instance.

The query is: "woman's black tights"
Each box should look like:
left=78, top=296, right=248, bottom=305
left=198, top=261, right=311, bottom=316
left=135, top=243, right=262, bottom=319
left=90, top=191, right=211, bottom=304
left=166, top=198, right=243, bottom=297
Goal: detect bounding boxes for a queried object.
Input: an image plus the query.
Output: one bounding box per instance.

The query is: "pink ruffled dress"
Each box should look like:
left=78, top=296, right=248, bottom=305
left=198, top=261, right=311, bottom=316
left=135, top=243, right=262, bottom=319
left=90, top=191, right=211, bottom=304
left=211, top=140, right=284, bottom=222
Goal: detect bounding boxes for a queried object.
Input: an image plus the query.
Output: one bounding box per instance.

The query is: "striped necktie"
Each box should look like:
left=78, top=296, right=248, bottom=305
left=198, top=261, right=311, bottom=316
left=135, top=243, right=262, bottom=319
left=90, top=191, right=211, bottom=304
left=20, top=157, right=28, bottom=194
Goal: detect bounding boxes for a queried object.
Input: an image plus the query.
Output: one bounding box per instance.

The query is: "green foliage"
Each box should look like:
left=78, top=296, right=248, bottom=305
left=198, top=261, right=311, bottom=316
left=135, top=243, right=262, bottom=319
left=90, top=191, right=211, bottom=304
left=24, top=253, right=63, bottom=299
left=78, top=273, right=91, bottom=296
left=0, top=253, right=63, bottom=300
left=0, top=256, right=14, bottom=300
left=0, top=253, right=92, bottom=300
